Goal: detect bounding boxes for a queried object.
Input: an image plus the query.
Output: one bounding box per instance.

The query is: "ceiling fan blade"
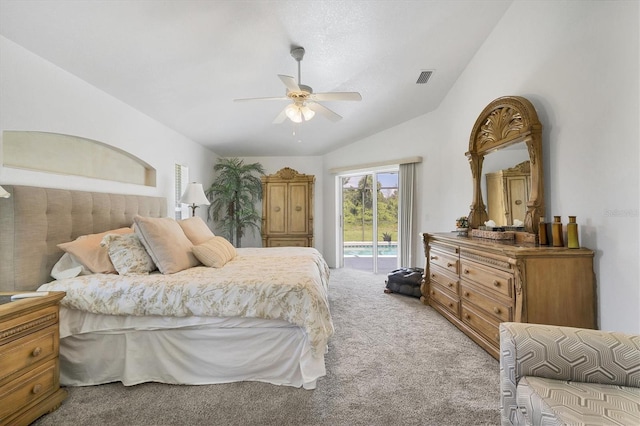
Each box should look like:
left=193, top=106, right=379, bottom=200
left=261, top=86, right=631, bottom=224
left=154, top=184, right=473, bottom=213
left=307, top=102, right=342, bottom=122
left=234, top=96, right=288, bottom=102
left=272, top=106, right=288, bottom=124
left=278, top=75, right=301, bottom=92
left=310, top=92, right=362, bottom=102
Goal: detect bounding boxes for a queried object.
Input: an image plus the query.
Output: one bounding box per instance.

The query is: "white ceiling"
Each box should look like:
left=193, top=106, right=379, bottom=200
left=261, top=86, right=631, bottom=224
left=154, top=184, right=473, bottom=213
left=0, top=0, right=512, bottom=157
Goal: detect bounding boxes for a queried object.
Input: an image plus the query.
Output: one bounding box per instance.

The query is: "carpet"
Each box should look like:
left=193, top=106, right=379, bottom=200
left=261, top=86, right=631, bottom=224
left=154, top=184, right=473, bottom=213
left=33, top=267, right=500, bottom=426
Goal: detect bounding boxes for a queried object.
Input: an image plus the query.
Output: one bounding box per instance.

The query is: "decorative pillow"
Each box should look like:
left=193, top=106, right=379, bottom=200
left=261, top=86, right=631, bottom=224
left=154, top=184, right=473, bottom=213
left=133, top=215, right=200, bottom=274
left=57, top=227, right=133, bottom=273
left=50, top=253, right=92, bottom=280
left=101, top=233, right=156, bottom=275
left=178, top=216, right=215, bottom=245
left=192, top=236, right=237, bottom=268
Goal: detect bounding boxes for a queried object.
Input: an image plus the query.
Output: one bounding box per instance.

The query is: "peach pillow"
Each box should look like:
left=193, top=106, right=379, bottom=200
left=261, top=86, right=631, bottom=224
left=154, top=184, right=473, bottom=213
left=133, top=215, right=200, bottom=274
left=178, top=216, right=215, bottom=245
left=57, top=227, right=133, bottom=273
left=192, top=236, right=237, bottom=268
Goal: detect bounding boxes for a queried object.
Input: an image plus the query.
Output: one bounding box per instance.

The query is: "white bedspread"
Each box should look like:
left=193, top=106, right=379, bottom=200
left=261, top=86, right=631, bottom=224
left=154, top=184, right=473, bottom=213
left=38, top=247, right=333, bottom=356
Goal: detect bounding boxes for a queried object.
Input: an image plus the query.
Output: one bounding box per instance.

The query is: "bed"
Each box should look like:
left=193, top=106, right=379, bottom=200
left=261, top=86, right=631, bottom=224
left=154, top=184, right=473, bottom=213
left=0, top=185, right=333, bottom=390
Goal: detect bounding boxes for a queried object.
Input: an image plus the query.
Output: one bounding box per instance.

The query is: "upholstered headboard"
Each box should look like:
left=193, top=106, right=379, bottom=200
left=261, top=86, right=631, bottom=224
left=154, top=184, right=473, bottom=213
left=0, top=185, right=167, bottom=291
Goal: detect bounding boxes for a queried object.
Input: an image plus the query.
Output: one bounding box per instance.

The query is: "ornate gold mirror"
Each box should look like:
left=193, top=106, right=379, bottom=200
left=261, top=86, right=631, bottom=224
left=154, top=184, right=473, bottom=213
left=466, top=96, right=544, bottom=235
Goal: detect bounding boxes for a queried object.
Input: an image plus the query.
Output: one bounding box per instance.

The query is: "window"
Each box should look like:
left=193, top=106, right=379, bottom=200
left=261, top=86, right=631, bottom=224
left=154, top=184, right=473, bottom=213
left=174, top=164, right=189, bottom=220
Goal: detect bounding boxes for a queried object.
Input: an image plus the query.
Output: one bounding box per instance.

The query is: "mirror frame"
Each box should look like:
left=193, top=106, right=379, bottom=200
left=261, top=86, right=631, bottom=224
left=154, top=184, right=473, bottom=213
left=466, top=96, right=544, bottom=235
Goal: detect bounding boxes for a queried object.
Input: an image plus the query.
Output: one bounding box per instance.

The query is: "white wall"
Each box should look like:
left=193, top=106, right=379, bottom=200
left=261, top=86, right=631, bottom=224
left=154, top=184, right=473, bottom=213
left=323, top=1, right=639, bottom=334
left=0, top=36, right=218, bottom=223
left=238, top=156, right=324, bottom=251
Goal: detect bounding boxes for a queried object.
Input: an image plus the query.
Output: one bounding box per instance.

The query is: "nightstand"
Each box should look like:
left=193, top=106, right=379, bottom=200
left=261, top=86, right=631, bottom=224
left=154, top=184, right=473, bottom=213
left=0, top=292, right=67, bottom=426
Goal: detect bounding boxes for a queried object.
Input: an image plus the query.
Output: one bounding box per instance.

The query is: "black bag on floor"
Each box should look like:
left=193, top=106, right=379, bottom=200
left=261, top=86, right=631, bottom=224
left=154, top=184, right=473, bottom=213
left=384, top=267, right=424, bottom=298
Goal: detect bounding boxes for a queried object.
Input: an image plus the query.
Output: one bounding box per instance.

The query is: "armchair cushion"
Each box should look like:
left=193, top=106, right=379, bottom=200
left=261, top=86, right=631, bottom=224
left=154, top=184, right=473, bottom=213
left=500, top=322, right=640, bottom=426
left=517, top=376, right=640, bottom=425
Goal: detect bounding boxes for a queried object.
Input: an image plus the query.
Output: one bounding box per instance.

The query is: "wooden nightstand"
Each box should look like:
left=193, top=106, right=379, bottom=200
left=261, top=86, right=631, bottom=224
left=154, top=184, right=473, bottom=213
left=0, top=292, right=67, bottom=426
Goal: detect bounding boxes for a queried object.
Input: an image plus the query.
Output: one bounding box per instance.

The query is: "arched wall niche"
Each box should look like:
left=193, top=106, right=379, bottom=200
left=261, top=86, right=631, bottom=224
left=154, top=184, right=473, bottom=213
left=2, top=131, right=156, bottom=187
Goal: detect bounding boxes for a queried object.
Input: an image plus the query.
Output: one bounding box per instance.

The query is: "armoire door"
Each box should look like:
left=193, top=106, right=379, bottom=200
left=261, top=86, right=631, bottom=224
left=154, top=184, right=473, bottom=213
left=267, top=183, right=287, bottom=234
left=288, top=183, right=308, bottom=234
left=506, top=176, right=528, bottom=225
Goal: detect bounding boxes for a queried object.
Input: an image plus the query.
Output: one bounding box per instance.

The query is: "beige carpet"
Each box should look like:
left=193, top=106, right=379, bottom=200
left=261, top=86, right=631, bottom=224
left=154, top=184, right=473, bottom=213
left=33, top=267, right=500, bottom=426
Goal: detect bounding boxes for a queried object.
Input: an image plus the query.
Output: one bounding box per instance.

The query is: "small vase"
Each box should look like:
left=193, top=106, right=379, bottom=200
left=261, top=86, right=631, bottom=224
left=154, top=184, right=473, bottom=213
left=567, top=216, right=579, bottom=248
left=538, top=217, right=548, bottom=246
left=552, top=216, right=564, bottom=247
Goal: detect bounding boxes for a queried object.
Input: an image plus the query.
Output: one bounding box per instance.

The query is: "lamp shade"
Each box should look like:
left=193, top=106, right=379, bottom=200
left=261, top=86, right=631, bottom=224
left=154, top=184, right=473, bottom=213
left=0, top=185, right=10, bottom=199
left=180, top=183, right=210, bottom=206
left=285, top=103, right=315, bottom=123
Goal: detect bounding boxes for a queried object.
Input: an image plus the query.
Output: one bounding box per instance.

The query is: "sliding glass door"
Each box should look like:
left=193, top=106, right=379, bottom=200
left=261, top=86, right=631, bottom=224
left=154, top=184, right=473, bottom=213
left=340, top=170, right=398, bottom=273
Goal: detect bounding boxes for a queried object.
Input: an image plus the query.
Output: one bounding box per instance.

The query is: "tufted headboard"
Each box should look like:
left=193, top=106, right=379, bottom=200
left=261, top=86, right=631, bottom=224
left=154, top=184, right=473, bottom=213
left=0, top=185, right=167, bottom=291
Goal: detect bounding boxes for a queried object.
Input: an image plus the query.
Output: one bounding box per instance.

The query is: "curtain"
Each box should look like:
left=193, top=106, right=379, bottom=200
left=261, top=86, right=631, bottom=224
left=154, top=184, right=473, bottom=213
left=398, top=163, right=415, bottom=267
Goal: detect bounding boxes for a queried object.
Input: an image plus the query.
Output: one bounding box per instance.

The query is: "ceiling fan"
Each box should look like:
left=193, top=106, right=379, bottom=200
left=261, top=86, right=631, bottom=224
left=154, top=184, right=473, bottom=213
left=234, top=47, right=362, bottom=124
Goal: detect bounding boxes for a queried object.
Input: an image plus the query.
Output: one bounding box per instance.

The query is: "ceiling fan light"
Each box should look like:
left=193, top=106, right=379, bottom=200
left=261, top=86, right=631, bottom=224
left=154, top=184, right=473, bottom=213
left=285, top=104, right=303, bottom=123
left=300, top=105, right=315, bottom=121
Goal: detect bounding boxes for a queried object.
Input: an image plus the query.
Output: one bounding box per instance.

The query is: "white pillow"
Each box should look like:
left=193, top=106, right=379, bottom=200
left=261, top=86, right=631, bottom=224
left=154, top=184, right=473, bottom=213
left=192, top=236, right=237, bottom=268
left=50, top=253, right=92, bottom=280
left=101, top=233, right=156, bottom=275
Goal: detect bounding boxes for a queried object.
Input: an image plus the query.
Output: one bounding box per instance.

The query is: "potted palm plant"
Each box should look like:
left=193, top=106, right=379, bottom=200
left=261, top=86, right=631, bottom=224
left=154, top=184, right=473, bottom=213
left=206, top=158, right=265, bottom=247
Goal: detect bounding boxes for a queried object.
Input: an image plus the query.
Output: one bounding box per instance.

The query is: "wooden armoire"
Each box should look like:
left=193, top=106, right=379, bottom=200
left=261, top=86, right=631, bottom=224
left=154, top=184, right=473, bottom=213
left=485, top=161, right=531, bottom=226
left=261, top=167, right=315, bottom=247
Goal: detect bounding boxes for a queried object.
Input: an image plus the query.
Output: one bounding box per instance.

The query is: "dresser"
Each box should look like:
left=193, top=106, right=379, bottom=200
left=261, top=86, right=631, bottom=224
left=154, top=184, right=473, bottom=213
left=261, top=167, right=315, bottom=247
left=421, top=233, right=596, bottom=359
left=0, top=292, right=67, bottom=426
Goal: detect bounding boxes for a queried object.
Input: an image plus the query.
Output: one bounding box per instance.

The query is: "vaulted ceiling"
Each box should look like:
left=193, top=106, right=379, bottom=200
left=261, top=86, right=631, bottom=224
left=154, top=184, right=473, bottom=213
left=0, top=0, right=512, bottom=156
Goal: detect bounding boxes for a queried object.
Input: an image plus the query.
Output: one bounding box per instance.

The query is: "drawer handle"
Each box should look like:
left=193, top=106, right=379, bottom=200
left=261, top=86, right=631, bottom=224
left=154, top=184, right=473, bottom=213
left=447, top=262, right=454, bottom=267
left=448, top=303, right=454, bottom=308
left=431, top=290, right=435, bottom=295
left=431, top=273, right=436, bottom=278
left=494, top=307, right=501, bottom=314
left=463, top=291, right=470, bottom=297
left=31, top=346, right=42, bottom=357
left=430, top=255, right=438, bottom=260
left=32, top=383, right=42, bottom=394
left=464, top=313, right=471, bottom=320
left=463, top=269, right=470, bottom=274
left=493, top=280, right=500, bottom=287
left=448, top=282, right=454, bottom=287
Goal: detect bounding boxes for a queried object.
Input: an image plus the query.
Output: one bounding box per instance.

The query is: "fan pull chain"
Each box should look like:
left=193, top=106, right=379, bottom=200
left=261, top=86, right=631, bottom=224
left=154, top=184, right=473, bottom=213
left=292, top=123, right=302, bottom=143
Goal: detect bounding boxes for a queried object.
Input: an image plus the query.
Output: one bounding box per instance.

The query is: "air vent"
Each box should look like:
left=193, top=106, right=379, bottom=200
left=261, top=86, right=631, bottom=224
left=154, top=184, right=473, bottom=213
left=416, top=70, right=433, bottom=84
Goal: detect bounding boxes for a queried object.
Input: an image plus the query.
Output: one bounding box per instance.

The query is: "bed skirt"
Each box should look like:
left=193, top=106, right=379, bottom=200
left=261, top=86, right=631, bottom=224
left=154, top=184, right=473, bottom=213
left=59, top=310, right=326, bottom=390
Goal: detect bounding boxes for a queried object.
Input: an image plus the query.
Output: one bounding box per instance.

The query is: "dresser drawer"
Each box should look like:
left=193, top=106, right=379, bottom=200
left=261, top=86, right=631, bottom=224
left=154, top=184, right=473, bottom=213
left=0, top=325, right=58, bottom=383
left=0, top=306, right=59, bottom=347
left=429, top=284, right=459, bottom=317
left=460, top=283, right=512, bottom=322
left=461, top=303, right=501, bottom=346
left=428, top=249, right=459, bottom=275
left=0, top=359, right=57, bottom=420
left=460, top=259, right=513, bottom=298
left=428, top=267, right=459, bottom=294
left=267, top=238, right=308, bottom=247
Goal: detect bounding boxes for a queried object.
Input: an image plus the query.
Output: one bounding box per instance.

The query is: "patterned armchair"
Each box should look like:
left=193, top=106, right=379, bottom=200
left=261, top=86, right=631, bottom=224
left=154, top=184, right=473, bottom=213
left=499, top=322, right=640, bottom=426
